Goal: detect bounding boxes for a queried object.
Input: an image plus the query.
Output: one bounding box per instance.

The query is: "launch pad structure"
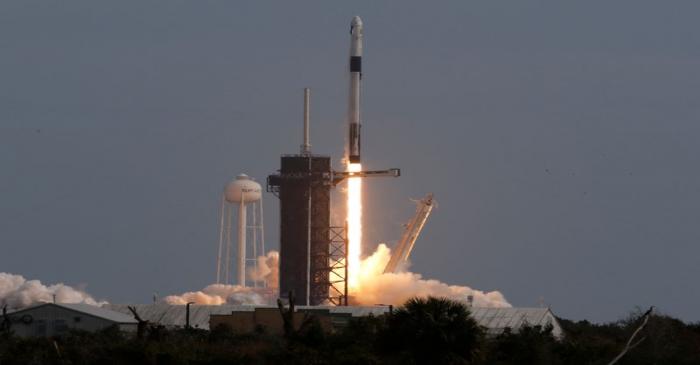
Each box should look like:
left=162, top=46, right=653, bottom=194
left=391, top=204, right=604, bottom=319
left=267, top=154, right=342, bottom=306
left=267, top=87, right=399, bottom=306
left=268, top=18, right=401, bottom=306
left=267, top=153, right=400, bottom=306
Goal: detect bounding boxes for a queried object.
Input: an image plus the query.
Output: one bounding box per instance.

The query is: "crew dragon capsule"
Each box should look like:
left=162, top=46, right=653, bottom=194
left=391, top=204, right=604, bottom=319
left=347, top=16, right=363, bottom=164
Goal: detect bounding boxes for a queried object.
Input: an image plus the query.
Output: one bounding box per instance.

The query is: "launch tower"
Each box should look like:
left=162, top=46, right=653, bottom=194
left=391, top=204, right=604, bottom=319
left=268, top=18, right=400, bottom=306
left=268, top=154, right=333, bottom=306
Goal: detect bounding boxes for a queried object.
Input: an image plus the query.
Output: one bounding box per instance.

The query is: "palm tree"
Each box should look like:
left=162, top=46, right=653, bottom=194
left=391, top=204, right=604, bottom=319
left=382, top=296, right=484, bottom=364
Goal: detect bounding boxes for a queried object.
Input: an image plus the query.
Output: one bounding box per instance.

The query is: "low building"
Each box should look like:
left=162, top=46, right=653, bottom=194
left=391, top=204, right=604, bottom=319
left=211, top=306, right=564, bottom=338
left=106, top=303, right=563, bottom=339
left=210, top=307, right=352, bottom=334
left=5, top=303, right=137, bottom=337
left=470, top=307, right=564, bottom=339
left=106, top=304, right=259, bottom=330
left=105, top=304, right=387, bottom=331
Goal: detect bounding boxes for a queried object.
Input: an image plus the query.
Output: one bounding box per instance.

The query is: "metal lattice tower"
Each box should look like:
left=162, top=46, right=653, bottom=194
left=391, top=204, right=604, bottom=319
left=327, top=226, right=348, bottom=306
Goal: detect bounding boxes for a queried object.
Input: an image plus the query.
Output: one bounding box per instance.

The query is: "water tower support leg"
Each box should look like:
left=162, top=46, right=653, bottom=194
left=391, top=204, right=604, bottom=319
left=238, top=197, right=247, bottom=287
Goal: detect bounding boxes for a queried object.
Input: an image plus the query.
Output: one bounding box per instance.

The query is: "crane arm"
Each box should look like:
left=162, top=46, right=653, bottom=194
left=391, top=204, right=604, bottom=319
left=384, top=193, right=435, bottom=273
left=332, top=168, right=400, bottom=185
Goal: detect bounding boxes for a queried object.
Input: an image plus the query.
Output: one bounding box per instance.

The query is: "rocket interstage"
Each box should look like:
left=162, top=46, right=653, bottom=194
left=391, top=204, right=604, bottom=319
left=348, top=16, right=363, bottom=163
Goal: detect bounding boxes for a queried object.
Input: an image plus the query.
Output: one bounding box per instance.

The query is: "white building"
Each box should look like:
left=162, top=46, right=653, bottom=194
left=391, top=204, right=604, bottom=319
left=105, top=304, right=563, bottom=339
left=105, top=303, right=390, bottom=330
left=5, top=303, right=137, bottom=337
left=469, top=307, right=564, bottom=339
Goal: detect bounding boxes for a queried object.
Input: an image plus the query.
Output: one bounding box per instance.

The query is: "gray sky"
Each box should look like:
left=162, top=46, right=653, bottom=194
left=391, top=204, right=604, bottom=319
left=1, top=1, right=699, bottom=322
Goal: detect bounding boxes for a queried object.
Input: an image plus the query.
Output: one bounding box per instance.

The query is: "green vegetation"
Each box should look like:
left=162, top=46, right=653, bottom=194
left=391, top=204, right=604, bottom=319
left=1, top=298, right=698, bottom=364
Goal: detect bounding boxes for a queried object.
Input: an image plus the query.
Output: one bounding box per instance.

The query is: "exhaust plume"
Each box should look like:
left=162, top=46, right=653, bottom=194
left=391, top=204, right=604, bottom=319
left=164, top=251, right=279, bottom=305
left=247, top=250, right=279, bottom=289
left=164, top=284, right=273, bottom=305
left=167, top=245, right=509, bottom=307
left=350, top=244, right=511, bottom=307
left=0, top=272, right=105, bottom=310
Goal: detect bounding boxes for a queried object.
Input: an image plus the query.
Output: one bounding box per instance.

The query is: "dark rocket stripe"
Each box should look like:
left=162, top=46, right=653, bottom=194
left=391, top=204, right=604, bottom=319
left=350, top=56, right=362, bottom=72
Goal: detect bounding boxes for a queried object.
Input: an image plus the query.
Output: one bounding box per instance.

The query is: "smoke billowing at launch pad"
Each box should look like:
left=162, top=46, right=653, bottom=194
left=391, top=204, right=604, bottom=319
left=0, top=16, right=509, bottom=312
left=164, top=15, right=510, bottom=310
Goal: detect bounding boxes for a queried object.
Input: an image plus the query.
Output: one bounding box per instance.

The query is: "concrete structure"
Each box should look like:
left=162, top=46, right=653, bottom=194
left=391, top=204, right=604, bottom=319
left=5, top=303, right=137, bottom=337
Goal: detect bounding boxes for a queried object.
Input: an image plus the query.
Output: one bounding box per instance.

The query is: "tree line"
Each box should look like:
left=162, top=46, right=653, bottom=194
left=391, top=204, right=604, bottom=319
left=1, top=296, right=699, bottom=364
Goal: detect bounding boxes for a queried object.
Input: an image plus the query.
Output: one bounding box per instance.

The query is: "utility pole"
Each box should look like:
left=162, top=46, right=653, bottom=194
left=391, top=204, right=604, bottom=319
left=185, top=302, right=195, bottom=329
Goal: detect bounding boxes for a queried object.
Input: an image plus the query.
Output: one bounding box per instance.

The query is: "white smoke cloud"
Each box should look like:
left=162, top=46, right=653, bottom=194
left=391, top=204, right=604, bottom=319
left=164, top=251, right=279, bottom=305
left=2, top=242, right=508, bottom=310
left=163, top=284, right=274, bottom=305
left=166, top=246, right=510, bottom=308
left=0, top=272, right=106, bottom=310
left=350, top=244, right=511, bottom=307
left=247, top=250, right=279, bottom=289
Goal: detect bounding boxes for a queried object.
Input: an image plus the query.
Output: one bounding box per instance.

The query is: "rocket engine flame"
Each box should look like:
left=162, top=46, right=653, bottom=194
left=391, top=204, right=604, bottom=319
left=347, top=163, right=363, bottom=288
left=341, top=162, right=509, bottom=307
left=350, top=244, right=511, bottom=307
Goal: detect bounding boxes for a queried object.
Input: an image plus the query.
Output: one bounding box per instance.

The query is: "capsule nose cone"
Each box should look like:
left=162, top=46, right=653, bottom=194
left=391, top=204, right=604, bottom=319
left=351, top=16, right=363, bottom=28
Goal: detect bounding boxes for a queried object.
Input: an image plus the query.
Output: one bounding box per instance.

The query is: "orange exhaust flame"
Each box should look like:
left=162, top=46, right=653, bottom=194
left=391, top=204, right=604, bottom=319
left=347, top=163, right=362, bottom=289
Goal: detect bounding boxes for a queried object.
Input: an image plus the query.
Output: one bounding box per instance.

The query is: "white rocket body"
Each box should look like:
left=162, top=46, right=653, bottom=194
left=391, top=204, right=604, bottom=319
left=348, top=16, right=363, bottom=163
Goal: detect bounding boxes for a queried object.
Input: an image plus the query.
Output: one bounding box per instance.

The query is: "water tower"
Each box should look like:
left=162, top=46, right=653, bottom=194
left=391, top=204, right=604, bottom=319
left=215, top=174, right=265, bottom=287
